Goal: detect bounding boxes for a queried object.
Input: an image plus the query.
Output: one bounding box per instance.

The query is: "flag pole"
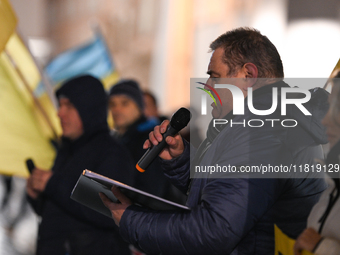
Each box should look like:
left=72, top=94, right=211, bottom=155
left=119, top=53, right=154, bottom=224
left=4, top=49, right=59, bottom=141
left=90, top=21, right=117, bottom=75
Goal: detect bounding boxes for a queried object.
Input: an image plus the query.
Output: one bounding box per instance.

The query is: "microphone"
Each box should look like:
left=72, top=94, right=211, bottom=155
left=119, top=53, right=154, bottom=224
left=25, top=158, right=35, bottom=174
left=136, top=107, right=191, bottom=172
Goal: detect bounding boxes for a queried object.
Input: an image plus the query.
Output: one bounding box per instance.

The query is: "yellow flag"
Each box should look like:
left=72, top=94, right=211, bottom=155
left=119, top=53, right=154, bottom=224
left=275, top=224, right=314, bottom=255
left=0, top=0, right=17, bottom=52
left=0, top=51, right=56, bottom=178
left=5, top=33, right=41, bottom=91
left=5, top=33, right=62, bottom=139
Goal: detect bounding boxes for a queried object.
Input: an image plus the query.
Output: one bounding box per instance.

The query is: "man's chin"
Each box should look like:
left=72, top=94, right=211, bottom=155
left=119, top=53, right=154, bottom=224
left=211, top=109, right=219, bottom=119
left=114, top=122, right=129, bottom=131
left=62, top=133, right=72, bottom=140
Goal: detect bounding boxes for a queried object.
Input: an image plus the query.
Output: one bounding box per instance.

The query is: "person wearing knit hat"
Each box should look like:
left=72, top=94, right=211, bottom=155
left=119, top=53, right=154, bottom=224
left=108, top=78, right=186, bottom=209
left=109, top=79, right=186, bottom=255
left=27, top=75, right=134, bottom=255
left=109, top=79, right=146, bottom=135
left=109, top=79, right=145, bottom=110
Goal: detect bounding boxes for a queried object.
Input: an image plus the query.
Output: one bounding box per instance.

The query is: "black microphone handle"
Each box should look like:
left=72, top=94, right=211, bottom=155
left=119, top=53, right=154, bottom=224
left=136, top=125, right=178, bottom=172
left=26, top=158, right=35, bottom=174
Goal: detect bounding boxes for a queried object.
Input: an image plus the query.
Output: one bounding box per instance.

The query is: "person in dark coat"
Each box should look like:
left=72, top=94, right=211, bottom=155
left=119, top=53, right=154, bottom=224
left=26, top=75, right=134, bottom=255
left=100, top=28, right=328, bottom=254
left=143, top=90, right=168, bottom=124
left=109, top=80, right=185, bottom=203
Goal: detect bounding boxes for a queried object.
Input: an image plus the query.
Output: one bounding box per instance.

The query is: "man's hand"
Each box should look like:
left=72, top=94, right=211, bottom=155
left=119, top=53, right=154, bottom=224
left=30, top=168, right=53, bottom=193
left=99, top=186, right=132, bottom=226
left=294, top=228, right=322, bottom=255
left=26, top=177, right=40, bottom=199
left=143, top=120, right=184, bottom=160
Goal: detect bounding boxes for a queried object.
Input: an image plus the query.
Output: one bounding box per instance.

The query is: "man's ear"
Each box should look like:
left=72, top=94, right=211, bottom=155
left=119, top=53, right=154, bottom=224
left=243, top=63, right=258, bottom=87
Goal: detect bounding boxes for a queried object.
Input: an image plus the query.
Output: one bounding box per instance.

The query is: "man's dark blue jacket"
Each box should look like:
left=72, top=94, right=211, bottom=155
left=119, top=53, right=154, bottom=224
left=118, top=81, right=329, bottom=255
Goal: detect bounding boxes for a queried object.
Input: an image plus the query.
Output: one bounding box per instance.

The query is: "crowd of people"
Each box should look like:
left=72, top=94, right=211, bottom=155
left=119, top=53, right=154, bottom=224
left=1, top=27, right=339, bottom=255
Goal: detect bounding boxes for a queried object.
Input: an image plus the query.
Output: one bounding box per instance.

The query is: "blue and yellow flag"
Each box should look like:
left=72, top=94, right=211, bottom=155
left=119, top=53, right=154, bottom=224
left=35, top=34, right=118, bottom=94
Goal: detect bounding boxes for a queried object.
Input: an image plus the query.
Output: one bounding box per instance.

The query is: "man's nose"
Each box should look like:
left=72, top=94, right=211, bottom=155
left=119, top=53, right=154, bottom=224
left=111, top=105, right=121, bottom=113
left=205, top=78, right=215, bottom=90
left=57, top=107, right=65, bottom=118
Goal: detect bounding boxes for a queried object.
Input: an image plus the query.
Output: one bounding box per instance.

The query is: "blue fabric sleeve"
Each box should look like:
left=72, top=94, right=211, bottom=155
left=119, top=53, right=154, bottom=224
left=119, top=177, right=281, bottom=255
left=160, top=139, right=195, bottom=194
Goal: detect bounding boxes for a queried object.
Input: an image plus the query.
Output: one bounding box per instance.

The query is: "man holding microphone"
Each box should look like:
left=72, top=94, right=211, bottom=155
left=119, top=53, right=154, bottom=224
left=100, top=27, right=328, bottom=255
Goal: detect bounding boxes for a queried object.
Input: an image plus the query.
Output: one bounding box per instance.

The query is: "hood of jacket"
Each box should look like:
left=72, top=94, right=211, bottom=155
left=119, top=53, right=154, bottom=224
left=56, top=75, right=109, bottom=137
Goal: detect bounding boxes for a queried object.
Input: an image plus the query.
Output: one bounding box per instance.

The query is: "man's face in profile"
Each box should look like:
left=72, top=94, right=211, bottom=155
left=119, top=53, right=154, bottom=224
left=206, top=47, right=248, bottom=119
left=57, top=98, right=84, bottom=140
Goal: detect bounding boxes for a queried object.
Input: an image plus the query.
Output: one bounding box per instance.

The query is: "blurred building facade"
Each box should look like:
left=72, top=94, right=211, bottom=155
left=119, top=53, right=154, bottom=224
left=9, top=0, right=340, bottom=115
left=3, top=1, right=340, bottom=255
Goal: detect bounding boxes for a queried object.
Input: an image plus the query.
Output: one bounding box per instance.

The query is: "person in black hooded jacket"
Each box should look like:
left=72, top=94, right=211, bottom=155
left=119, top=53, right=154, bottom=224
left=26, top=75, right=134, bottom=255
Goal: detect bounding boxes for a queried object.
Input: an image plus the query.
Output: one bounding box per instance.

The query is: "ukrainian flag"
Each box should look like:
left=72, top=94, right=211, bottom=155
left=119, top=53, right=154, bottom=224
left=35, top=33, right=118, bottom=97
